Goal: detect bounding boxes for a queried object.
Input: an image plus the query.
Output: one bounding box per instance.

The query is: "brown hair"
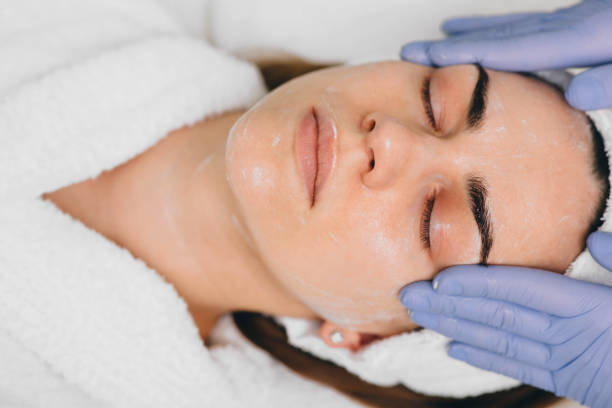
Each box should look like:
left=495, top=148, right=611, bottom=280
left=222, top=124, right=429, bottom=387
left=238, top=59, right=562, bottom=407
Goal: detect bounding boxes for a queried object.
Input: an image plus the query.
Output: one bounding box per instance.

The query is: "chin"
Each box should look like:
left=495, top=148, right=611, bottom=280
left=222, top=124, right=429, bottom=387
left=225, top=115, right=294, bottom=256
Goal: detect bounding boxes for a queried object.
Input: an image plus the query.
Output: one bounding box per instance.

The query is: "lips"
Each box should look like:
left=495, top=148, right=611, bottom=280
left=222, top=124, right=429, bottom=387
left=295, top=107, right=336, bottom=207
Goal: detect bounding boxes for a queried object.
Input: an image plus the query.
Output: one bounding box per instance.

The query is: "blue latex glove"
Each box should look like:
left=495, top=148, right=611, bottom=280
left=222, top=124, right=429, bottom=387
left=399, top=0, right=612, bottom=110
left=399, top=230, right=612, bottom=408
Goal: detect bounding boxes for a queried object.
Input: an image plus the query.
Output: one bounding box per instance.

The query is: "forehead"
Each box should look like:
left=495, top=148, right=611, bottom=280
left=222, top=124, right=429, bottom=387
left=475, top=71, right=600, bottom=272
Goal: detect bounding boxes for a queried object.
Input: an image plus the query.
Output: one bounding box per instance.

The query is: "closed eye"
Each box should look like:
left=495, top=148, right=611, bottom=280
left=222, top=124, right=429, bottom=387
left=420, top=193, right=435, bottom=249
left=421, top=76, right=437, bottom=131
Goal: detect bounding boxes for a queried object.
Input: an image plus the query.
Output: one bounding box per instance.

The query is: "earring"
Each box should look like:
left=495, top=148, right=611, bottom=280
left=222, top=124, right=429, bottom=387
left=330, top=329, right=344, bottom=344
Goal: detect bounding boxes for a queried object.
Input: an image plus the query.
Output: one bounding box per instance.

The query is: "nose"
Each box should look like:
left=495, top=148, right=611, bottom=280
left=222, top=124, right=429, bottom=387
left=361, top=112, right=434, bottom=189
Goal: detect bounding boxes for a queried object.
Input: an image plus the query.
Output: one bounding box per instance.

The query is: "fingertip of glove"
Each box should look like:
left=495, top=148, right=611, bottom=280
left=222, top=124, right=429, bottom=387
left=447, top=343, right=468, bottom=360
left=401, top=41, right=475, bottom=67
left=566, top=75, right=606, bottom=110
left=400, top=42, right=434, bottom=65
left=440, top=19, right=461, bottom=35
left=432, top=267, right=466, bottom=295
left=436, top=277, right=464, bottom=296
left=426, top=42, right=450, bottom=64
left=586, top=231, right=598, bottom=250
left=427, top=41, right=479, bottom=67
left=587, top=231, right=612, bottom=256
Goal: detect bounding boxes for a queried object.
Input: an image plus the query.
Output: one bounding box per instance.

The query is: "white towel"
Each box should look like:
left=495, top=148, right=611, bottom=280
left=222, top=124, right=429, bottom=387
left=276, top=316, right=520, bottom=398
left=0, top=1, right=357, bottom=407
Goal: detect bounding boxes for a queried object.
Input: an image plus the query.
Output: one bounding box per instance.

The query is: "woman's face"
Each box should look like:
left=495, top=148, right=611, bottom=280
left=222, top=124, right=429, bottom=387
left=225, top=61, right=601, bottom=335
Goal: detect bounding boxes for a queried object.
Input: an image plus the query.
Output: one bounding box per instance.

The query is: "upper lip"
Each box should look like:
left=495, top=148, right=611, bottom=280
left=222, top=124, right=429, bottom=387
left=295, top=106, right=337, bottom=207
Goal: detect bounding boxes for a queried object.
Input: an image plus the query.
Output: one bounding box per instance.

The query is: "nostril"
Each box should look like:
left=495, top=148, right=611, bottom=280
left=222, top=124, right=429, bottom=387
left=367, top=119, right=376, bottom=132
left=368, top=148, right=375, bottom=170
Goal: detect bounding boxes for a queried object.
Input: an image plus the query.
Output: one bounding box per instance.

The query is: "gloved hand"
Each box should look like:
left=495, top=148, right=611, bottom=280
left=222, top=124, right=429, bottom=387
left=399, top=231, right=612, bottom=408
left=399, top=0, right=612, bottom=110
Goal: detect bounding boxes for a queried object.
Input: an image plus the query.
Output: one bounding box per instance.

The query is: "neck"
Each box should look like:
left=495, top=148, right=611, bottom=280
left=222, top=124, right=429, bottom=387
left=63, top=111, right=316, bottom=339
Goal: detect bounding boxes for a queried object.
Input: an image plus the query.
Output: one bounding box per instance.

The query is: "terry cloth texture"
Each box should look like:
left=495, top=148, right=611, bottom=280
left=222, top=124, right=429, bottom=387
left=0, top=1, right=357, bottom=407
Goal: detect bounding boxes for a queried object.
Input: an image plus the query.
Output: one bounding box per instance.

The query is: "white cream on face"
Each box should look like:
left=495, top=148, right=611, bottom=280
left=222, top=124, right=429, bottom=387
left=226, top=106, right=282, bottom=210
left=193, top=154, right=214, bottom=176
left=162, top=197, right=186, bottom=249
left=222, top=63, right=600, bottom=340
left=523, top=122, right=538, bottom=144
left=491, top=89, right=505, bottom=114
left=231, top=213, right=254, bottom=249
left=368, top=230, right=397, bottom=259
left=248, top=166, right=274, bottom=188
left=317, top=307, right=408, bottom=330
left=328, top=231, right=340, bottom=245
left=225, top=113, right=251, bottom=172
left=225, top=91, right=277, bottom=175
left=290, top=277, right=408, bottom=330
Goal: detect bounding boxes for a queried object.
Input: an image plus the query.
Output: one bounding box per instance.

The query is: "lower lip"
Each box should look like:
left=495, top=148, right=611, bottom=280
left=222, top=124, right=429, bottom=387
left=296, top=109, right=318, bottom=206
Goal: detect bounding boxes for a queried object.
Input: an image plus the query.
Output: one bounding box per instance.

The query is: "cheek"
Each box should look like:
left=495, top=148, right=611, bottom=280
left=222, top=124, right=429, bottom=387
left=278, top=203, right=425, bottom=330
left=226, top=113, right=277, bottom=224
left=225, top=106, right=304, bottom=237
left=226, top=118, right=277, bottom=194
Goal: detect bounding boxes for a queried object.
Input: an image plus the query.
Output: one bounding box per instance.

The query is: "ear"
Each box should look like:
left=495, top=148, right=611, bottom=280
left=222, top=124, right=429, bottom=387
left=319, top=321, right=385, bottom=352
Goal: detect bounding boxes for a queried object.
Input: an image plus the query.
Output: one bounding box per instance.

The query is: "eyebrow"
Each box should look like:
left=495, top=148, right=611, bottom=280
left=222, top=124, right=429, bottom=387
left=466, top=175, right=493, bottom=265
left=467, top=64, right=489, bottom=130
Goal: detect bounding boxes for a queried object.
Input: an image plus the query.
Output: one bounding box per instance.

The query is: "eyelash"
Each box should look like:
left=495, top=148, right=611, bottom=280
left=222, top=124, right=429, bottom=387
left=420, top=193, right=436, bottom=249
left=421, top=77, right=437, bottom=131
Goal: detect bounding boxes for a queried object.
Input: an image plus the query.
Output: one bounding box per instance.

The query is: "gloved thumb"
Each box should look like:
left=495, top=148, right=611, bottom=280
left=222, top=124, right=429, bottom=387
left=565, top=63, right=612, bottom=110
left=587, top=230, right=612, bottom=271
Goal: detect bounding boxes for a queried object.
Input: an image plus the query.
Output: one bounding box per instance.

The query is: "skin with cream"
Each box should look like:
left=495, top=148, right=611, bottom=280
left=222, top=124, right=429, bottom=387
left=42, top=62, right=603, bottom=349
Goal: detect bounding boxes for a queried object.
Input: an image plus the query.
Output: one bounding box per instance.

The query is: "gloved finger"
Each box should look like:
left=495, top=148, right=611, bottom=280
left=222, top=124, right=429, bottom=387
left=400, top=16, right=542, bottom=64
left=426, top=28, right=587, bottom=71
left=399, top=41, right=437, bottom=66
left=401, top=281, right=594, bottom=346
left=441, top=12, right=546, bottom=35
left=410, top=310, right=553, bottom=369
left=586, top=230, right=612, bottom=272
left=399, top=20, right=544, bottom=66
left=401, top=284, right=554, bottom=340
left=432, top=265, right=603, bottom=317
left=566, top=63, right=612, bottom=110
left=447, top=342, right=555, bottom=392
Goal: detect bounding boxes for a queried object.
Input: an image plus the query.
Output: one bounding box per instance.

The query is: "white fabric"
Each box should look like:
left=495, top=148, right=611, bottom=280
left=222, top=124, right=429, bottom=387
left=0, top=0, right=588, bottom=407
left=208, top=0, right=577, bottom=65
left=277, top=316, right=520, bottom=398
left=0, top=1, right=357, bottom=407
